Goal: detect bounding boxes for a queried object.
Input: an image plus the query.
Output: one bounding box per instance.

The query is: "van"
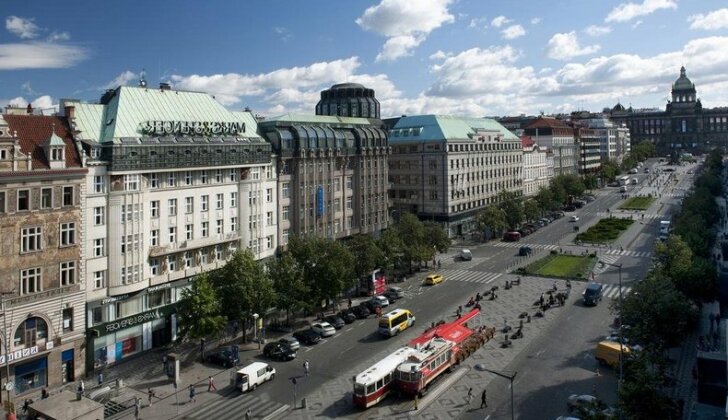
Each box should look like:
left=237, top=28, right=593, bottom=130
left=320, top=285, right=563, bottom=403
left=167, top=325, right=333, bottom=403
left=630, top=178, right=638, bottom=185
left=235, top=362, right=276, bottom=392
left=582, top=283, right=603, bottom=306
left=378, top=308, right=415, bottom=337
left=424, top=274, right=444, bottom=285
left=619, top=186, right=627, bottom=193
left=595, top=341, right=630, bottom=368
left=460, top=249, right=473, bottom=261
left=503, top=231, right=521, bottom=242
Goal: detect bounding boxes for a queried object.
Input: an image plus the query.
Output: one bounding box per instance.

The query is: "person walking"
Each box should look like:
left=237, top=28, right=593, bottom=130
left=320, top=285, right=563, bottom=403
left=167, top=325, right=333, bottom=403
left=208, top=375, right=217, bottom=392
left=304, top=360, right=310, bottom=377
left=188, top=385, right=196, bottom=403
left=245, top=408, right=252, bottom=420
left=134, top=397, right=141, bottom=420
left=414, top=394, right=419, bottom=410
left=466, top=387, right=473, bottom=406
left=480, top=388, right=487, bottom=408
left=148, top=388, right=155, bottom=407
left=162, top=355, right=169, bottom=375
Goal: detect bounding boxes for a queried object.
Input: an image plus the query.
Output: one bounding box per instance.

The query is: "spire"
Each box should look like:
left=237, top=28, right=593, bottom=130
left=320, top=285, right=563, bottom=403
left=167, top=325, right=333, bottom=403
left=139, top=68, right=147, bottom=88
left=680, top=66, right=686, bottom=77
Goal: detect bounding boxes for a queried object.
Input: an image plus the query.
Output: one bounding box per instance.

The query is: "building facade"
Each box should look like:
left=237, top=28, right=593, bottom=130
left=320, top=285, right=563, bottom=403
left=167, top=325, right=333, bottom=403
left=520, top=136, right=553, bottom=196
left=573, top=126, right=602, bottom=174
left=62, top=83, right=277, bottom=371
left=609, top=67, right=728, bottom=155
left=387, top=115, right=522, bottom=237
left=0, top=112, right=87, bottom=397
left=259, top=114, right=389, bottom=243
left=315, top=83, right=381, bottom=119
left=523, top=117, right=578, bottom=176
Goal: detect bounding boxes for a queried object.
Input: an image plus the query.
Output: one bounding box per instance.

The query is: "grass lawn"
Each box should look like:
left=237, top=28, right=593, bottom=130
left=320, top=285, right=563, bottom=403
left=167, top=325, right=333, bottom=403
left=576, top=217, right=634, bottom=244
left=519, top=254, right=596, bottom=279
left=619, top=196, right=655, bottom=210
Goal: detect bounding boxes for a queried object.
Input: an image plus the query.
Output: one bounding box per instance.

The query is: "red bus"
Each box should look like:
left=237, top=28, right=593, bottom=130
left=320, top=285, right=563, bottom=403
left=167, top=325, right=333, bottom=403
left=394, top=337, right=456, bottom=396
left=353, top=347, right=417, bottom=408
left=359, top=268, right=387, bottom=297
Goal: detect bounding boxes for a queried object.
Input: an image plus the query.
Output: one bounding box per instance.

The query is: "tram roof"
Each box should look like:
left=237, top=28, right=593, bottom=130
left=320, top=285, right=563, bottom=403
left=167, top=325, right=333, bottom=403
left=354, top=347, right=418, bottom=384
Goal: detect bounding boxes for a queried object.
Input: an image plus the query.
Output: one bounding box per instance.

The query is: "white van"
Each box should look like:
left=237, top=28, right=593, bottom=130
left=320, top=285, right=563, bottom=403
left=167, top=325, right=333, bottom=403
left=460, top=249, right=473, bottom=261
left=235, top=362, right=275, bottom=392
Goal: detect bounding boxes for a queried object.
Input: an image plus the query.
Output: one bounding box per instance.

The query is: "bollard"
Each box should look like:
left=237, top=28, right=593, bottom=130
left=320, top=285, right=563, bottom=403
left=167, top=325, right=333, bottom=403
left=301, top=397, right=307, bottom=408
left=98, top=372, right=104, bottom=385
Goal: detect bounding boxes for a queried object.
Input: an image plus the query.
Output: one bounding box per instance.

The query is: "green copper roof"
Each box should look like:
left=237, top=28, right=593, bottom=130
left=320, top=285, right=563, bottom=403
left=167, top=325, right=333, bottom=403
left=68, top=86, right=261, bottom=143
left=262, top=113, right=379, bottom=126
left=46, top=126, right=65, bottom=146
left=672, top=66, right=695, bottom=91
left=390, top=115, right=518, bottom=143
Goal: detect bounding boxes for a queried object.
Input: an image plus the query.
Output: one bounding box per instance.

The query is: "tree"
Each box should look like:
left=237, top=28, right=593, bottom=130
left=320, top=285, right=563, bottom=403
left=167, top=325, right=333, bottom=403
left=268, top=252, right=309, bottom=323
left=654, top=235, right=693, bottom=280
left=630, top=140, right=656, bottom=162
left=394, top=213, right=428, bottom=268
left=175, top=273, right=226, bottom=343
left=523, top=199, right=541, bottom=222
left=534, top=187, right=558, bottom=212
left=619, top=351, right=678, bottom=419
left=347, top=234, right=385, bottom=283
left=600, top=160, right=620, bottom=182
left=377, top=227, right=404, bottom=270
left=424, top=222, right=451, bottom=254
left=497, top=190, right=523, bottom=231
left=477, top=205, right=507, bottom=238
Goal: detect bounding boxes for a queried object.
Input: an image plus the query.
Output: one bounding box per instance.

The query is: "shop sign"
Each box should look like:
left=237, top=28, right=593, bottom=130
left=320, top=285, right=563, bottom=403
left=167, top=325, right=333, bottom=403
left=147, top=283, right=171, bottom=293
left=140, top=120, right=246, bottom=136
left=102, top=294, right=130, bottom=305
left=0, top=345, right=39, bottom=365
left=91, top=305, right=176, bottom=338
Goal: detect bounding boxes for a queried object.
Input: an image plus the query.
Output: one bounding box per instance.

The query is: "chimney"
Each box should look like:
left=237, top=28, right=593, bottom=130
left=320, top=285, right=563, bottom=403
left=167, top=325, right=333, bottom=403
left=159, top=82, right=171, bottom=91
left=64, top=105, right=76, bottom=120
left=26, top=104, right=33, bottom=115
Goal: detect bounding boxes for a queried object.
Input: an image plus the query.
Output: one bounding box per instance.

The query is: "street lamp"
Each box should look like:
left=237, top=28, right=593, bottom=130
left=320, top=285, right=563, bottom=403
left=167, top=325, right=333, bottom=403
left=0, top=290, right=15, bottom=406
left=474, top=364, right=517, bottom=420
left=598, top=260, right=624, bottom=391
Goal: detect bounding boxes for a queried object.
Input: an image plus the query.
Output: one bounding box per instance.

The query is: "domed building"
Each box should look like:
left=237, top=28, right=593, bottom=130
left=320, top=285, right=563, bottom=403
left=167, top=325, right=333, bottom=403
left=608, top=66, right=728, bottom=155
left=315, top=83, right=380, bottom=119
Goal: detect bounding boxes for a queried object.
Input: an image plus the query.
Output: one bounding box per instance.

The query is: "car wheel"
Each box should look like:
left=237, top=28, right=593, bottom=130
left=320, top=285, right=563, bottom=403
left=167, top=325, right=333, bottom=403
left=252, top=384, right=257, bottom=391
left=269, top=373, right=275, bottom=381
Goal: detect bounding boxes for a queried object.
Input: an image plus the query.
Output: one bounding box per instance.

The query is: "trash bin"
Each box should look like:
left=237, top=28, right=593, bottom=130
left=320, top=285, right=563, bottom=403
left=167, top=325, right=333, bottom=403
left=301, top=398, right=307, bottom=408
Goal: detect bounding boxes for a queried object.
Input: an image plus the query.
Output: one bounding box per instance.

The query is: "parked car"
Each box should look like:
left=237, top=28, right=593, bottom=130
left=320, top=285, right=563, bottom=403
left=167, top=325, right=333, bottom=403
left=503, top=231, right=522, bottom=241
left=337, top=310, right=357, bottom=324
left=519, top=246, right=533, bottom=256
left=570, top=215, right=579, bottom=222
left=278, top=336, right=300, bottom=351
left=206, top=346, right=240, bottom=368
left=607, top=181, right=620, bottom=187
left=567, top=394, right=600, bottom=411
left=562, top=204, right=577, bottom=212
left=293, top=329, right=322, bottom=345
left=352, top=304, right=371, bottom=319
left=551, top=211, right=565, bottom=219
left=263, top=342, right=297, bottom=361
left=581, top=195, right=596, bottom=202
left=324, top=315, right=346, bottom=329
left=573, top=200, right=586, bottom=209
left=628, top=168, right=638, bottom=174
left=371, top=295, right=390, bottom=307
left=311, top=322, right=336, bottom=337
left=384, top=286, right=404, bottom=302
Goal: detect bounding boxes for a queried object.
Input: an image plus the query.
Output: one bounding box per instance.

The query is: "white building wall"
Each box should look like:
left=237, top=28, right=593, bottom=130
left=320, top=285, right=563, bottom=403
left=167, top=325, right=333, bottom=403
left=84, top=165, right=110, bottom=303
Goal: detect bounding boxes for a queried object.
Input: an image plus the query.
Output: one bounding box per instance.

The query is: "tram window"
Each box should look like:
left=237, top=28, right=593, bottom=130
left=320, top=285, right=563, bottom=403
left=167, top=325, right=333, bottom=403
left=377, top=379, right=384, bottom=389
left=366, top=383, right=375, bottom=394
left=385, top=373, right=392, bottom=383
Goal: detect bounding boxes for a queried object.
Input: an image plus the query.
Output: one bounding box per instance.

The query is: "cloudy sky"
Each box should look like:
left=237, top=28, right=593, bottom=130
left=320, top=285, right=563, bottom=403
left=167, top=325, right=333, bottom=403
left=2, top=0, right=728, bottom=118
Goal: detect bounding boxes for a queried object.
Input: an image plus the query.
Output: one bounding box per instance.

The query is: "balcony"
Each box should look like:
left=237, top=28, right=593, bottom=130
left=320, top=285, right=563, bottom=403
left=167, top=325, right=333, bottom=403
left=149, top=233, right=241, bottom=257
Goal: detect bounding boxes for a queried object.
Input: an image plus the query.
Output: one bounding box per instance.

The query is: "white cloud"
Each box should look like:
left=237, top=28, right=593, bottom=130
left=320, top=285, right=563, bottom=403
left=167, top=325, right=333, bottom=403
left=584, top=25, right=612, bottom=36
left=5, top=95, right=57, bottom=113
left=20, top=81, right=36, bottom=95
left=545, top=32, right=600, bottom=60
left=103, top=71, right=139, bottom=89
left=605, top=0, right=677, bottom=23
left=688, top=8, right=728, bottom=31
left=47, top=31, right=70, bottom=42
left=356, top=0, right=454, bottom=62
left=272, top=26, right=292, bottom=42
left=491, top=16, right=511, bottom=28
left=0, top=42, right=87, bottom=70
left=429, top=50, right=450, bottom=60
left=632, top=20, right=643, bottom=29
left=5, top=16, right=40, bottom=39
left=502, top=24, right=526, bottom=40
left=531, top=17, right=542, bottom=25
left=7, top=97, right=28, bottom=107
left=468, top=17, right=488, bottom=29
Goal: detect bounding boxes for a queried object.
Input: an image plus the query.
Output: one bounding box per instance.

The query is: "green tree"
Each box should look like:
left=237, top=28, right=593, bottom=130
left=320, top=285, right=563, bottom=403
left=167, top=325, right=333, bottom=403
left=268, top=252, right=309, bottom=323
left=347, top=234, right=386, bottom=282
left=395, top=213, right=428, bottom=268
left=424, top=222, right=451, bottom=254
left=497, top=190, right=523, bottom=230
left=523, top=199, right=541, bottom=222
left=534, top=187, right=558, bottom=212
left=600, top=160, right=620, bottom=182
left=477, top=205, right=507, bottom=237
left=654, top=235, right=693, bottom=280
left=175, top=273, right=226, bottom=342
left=630, top=140, right=656, bottom=162
left=377, top=227, right=404, bottom=270
left=619, top=351, right=677, bottom=419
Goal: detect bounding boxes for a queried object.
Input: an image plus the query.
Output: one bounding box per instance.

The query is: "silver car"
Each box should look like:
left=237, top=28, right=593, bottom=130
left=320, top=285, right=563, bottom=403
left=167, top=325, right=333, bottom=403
left=279, top=336, right=300, bottom=351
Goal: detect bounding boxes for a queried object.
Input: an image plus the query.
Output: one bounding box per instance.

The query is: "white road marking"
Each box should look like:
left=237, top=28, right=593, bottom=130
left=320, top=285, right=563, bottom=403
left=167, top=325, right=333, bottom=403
left=345, top=327, right=354, bottom=332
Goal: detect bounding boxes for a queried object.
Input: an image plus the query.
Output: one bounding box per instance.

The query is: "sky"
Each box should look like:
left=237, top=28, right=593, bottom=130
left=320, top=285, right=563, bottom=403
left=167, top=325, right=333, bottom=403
left=2, top=0, right=728, bottom=119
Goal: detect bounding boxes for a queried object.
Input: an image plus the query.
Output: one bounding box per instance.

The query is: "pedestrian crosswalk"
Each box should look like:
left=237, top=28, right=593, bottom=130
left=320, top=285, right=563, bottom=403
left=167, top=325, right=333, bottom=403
left=601, top=283, right=632, bottom=299
left=445, top=270, right=502, bottom=284
left=596, top=212, right=669, bottom=219
left=602, top=249, right=651, bottom=258
left=181, top=387, right=289, bottom=419
left=592, top=255, right=620, bottom=274
left=493, top=242, right=559, bottom=250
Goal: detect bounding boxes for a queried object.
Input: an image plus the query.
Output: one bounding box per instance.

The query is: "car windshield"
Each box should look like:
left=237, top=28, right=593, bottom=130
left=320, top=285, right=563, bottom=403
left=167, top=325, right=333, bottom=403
left=585, top=288, right=599, bottom=296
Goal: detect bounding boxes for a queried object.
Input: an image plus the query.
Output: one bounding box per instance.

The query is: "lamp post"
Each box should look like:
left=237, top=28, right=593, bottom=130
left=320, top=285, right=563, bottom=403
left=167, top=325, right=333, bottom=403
left=0, top=290, right=15, bottom=406
left=598, top=260, right=624, bottom=393
left=474, top=364, right=517, bottom=420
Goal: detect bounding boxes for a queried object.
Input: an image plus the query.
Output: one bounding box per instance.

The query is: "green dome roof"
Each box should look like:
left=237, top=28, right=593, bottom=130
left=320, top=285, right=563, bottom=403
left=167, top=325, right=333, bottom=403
left=672, top=66, right=695, bottom=91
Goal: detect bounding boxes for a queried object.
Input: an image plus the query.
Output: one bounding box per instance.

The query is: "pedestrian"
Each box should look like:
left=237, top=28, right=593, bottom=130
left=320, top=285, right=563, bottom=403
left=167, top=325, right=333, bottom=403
left=148, top=388, right=155, bottom=406
left=162, top=355, right=169, bottom=375
left=245, top=408, right=252, bottom=420
left=348, top=297, right=352, bottom=309
left=304, top=360, right=310, bottom=376
left=716, top=313, right=722, bottom=330
left=466, top=387, right=473, bottom=405
left=208, top=375, right=217, bottom=392
left=41, top=387, right=49, bottom=399
left=77, top=379, right=85, bottom=395
left=481, top=389, right=487, bottom=408
left=709, top=313, right=715, bottom=333
left=188, top=385, right=196, bottom=403
left=414, top=394, right=419, bottom=410
left=134, top=397, right=141, bottom=420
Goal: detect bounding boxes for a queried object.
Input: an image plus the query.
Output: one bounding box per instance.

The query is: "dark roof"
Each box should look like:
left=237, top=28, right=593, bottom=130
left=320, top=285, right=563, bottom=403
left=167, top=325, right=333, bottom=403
left=329, top=83, right=366, bottom=90
left=3, top=114, right=82, bottom=170
left=524, top=117, right=570, bottom=129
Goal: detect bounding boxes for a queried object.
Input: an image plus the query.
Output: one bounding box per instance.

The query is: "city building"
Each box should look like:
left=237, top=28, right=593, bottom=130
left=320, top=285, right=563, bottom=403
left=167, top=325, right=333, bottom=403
left=315, top=83, right=381, bottom=119
left=573, top=125, right=602, bottom=174
left=0, top=111, right=87, bottom=397
left=609, top=67, right=728, bottom=155
left=61, top=82, right=276, bottom=371
left=386, top=115, right=522, bottom=237
left=520, top=136, right=553, bottom=196
left=259, top=114, right=389, bottom=243
left=522, top=117, right=578, bottom=176
left=495, top=115, right=536, bottom=137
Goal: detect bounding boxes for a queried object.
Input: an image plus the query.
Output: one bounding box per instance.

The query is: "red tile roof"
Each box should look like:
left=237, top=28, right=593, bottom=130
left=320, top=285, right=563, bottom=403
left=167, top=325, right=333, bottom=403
left=3, top=114, right=82, bottom=170
left=520, top=135, right=535, bottom=147
left=524, top=117, right=570, bottom=129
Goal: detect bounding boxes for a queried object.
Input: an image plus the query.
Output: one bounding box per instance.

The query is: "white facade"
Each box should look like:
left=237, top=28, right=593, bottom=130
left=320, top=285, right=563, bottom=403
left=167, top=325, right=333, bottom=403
left=522, top=143, right=553, bottom=196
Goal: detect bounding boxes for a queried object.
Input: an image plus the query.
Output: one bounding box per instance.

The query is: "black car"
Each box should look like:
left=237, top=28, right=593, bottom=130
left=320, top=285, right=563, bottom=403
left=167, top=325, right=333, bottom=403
left=563, top=204, right=577, bottom=212
left=518, top=246, right=533, bottom=256
left=337, top=310, right=357, bottom=324
left=293, top=329, right=322, bottom=345
left=582, top=283, right=604, bottom=306
left=263, top=342, right=297, bottom=361
left=351, top=304, right=371, bottom=319
left=205, top=346, right=239, bottom=368
left=324, top=315, right=346, bottom=329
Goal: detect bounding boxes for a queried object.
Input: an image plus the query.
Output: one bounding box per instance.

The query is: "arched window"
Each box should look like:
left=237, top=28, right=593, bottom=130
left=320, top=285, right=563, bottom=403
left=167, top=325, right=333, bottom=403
left=14, top=317, right=48, bottom=348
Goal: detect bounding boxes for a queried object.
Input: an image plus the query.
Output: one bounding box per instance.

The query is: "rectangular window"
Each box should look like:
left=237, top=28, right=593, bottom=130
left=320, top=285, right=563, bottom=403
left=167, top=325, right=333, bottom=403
left=216, top=219, right=223, bottom=235
left=18, top=189, right=29, bottom=211
left=184, top=252, right=193, bottom=268
left=93, top=238, right=105, bottom=257
left=201, top=222, right=209, bottom=237
left=282, top=229, right=289, bottom=245
left=267, top=235, right=274, bottom=249
left=123, top=175, right=139, bottom=191
left=94, top=176, right=106, bottom=193
left=248, top=190, right=258, bottom=205
left=62, top=308, right=73, bottom=332
left=230, top=217, right=238, bottom=232
left=149, top=173, right=159, bottom=189
left=20, top=267, right=41, bottom=295
left=167, top=172, right=176, bottom=187
left=63, top=186, right=74, bottom=206
left=252, top=167, right=260, bottom=180
left=346, top=197, right=352, bottom=209
left=267, top=211, right=273, bottom=226
left=216, top=193, right=223, bottom=209
left=168, top=199, right=177, bottom=216
left=215, top=245, right=223, bottom=260
left=201, top=195, right=209, bottom=211
left=168, top=227, right=176, bottom=243
left=266, top=188, right=273, bottom=202
left=215, top=169, right=223, bottom=183
left=200, top=171, right=208, bottom=184
left=0, top=191, right=5, bottom=213
left=185, top=197, right=194, bottom=214
left=229, top=169, right=237, bottom=182
left=150, top=259, right=159, bottom=276
left=94, top=207, right=105, bottom=225
left=92, top=307, right=102, bottom=324
left=60, top=261, right=76, bottom=286
left=41, top=188, right=52, bottom=209
left=60, top=222, right=76, bottom=246
left=21, top=226, right=42, bottom=253
left=230, top=192, right=237, bottom=207
left=334, top=178, right=341, bottom=192
left=346, top=176, right=353, bottom=189
left=282, top=206, right=290, bottom=221
left=282, top=183, right=290, bottom=198
left=150, top=229, right=159, bottom=246
left=334, top=198, right=341, bottom=212
left=168, top=256, right=177, bottom=272
left=93, top=271, right=106, bottom=289
left=185, top=224, right=193, bottom=240
left=148, top=202, right=158, bottom=220
left=184, top=171, right=192, bottom=185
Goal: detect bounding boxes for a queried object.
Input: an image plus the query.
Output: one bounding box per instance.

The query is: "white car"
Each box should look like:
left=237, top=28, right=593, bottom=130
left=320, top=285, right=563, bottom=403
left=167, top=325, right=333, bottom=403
left=570, top=215, right=579, bottom=222
left=311, top=322, right=336, bottom=337
left=567, top=394, right=599, bottom=411
left=372, top=295, right=390, bottom=307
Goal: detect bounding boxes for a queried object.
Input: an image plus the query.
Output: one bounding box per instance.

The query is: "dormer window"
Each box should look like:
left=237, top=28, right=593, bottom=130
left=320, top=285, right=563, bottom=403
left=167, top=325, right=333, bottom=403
left=51, top=147, right=63, bottom=161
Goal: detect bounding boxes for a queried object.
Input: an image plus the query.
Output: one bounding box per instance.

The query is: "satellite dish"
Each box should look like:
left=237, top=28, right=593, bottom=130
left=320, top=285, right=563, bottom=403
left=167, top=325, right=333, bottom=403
left=5, top=382, right=13, bottom=391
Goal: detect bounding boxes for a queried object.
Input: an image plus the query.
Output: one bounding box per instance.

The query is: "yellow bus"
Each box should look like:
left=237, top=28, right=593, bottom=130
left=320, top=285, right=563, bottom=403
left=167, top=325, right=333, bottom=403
left=378, top=309, right=415, bottom=337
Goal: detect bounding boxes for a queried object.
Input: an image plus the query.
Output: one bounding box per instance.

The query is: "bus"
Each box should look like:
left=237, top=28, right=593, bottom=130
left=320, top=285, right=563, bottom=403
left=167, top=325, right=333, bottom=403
left=378, top=309, right=416, bottom=337
left=353, top=347, right=418, bottom=408
left=619, top=176, right=630, bottom=186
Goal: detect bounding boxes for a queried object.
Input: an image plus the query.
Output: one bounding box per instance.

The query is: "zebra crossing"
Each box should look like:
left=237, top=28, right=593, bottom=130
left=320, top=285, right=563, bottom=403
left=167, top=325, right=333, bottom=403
left=602, top=249, right=651, bottom=258
left=493, top=242, right=559, bottom=250
left=181, top=387, right=289, bottom=419
left=601, top=283, right=632, bottom=299
left=592, top=254, right=620, bottom=274
left=444, top=269, right=502, bottom=284
left=596, top=212, right=668, bottom=219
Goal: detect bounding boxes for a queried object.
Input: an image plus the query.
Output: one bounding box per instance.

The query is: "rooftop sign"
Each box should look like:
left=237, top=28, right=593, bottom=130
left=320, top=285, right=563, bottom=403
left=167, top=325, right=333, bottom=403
left=140, top=120, right=246, bottom=136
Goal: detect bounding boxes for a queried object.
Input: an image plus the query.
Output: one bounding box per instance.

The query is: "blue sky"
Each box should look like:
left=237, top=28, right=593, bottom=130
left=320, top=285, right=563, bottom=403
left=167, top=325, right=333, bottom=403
left=2, top=0, right=728, bottom=118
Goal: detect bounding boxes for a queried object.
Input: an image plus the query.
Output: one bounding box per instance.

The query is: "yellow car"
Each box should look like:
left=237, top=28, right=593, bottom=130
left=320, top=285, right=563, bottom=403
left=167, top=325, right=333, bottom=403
left=425, top=274, right=444, bottom=285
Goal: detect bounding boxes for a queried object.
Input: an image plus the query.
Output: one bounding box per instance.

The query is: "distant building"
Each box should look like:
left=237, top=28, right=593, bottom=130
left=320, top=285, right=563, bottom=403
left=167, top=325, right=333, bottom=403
left=315, top=83, right=381, bottom=119
left=609, top=67, right=728, bottom=155
left=386, top=115, right=522, bottom=237
left=573, top=125, right=602, bottom=174
left=523, top=117, right=578, bottom=176
left=496, top=115, right=536, bottom=137
left=520, top=136, right=553, bottom=196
